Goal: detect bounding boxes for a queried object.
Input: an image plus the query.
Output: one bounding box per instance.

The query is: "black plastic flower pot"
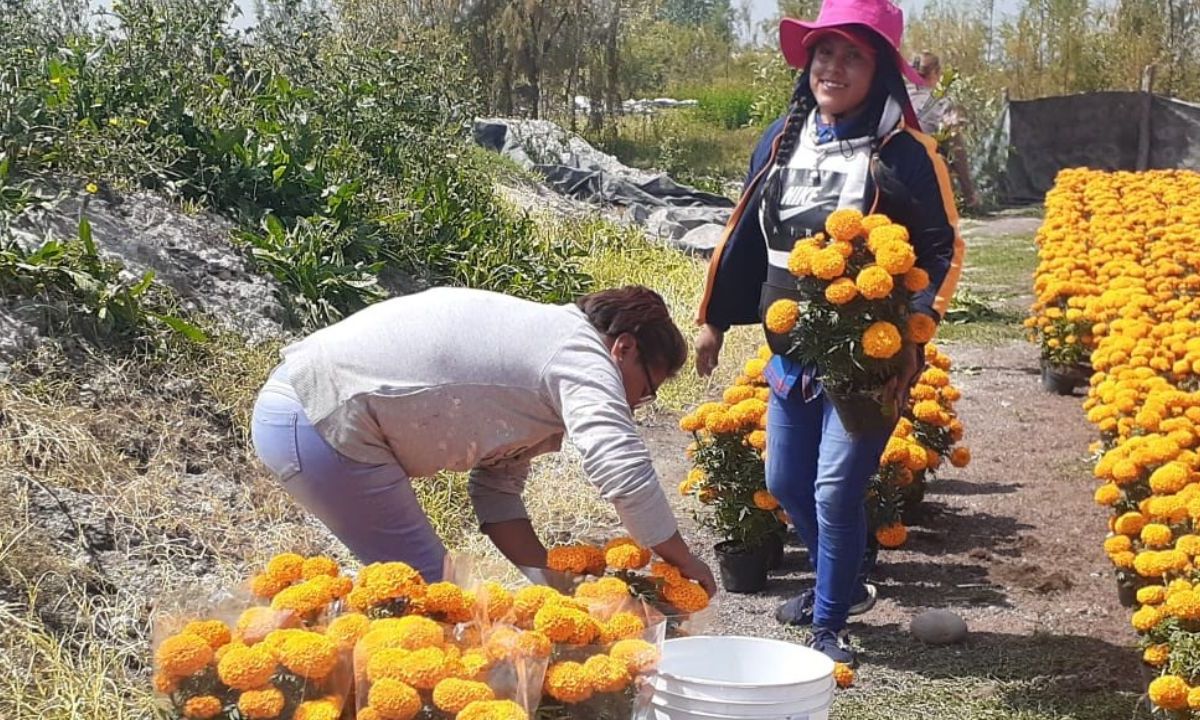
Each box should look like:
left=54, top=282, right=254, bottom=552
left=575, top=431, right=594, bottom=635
left=826, top=389, right=898, bottom=437
left=715, top=540, right=770, bottom=594
left=1040, top=361, right=1088, bottom=396
left=1117, top=580, right=1137, bottom=608
left=764, top=532, right=785, bottom=572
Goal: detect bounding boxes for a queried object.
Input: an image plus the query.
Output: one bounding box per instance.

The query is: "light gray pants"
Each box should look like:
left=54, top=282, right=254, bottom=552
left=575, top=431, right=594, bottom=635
left=249, top=365, right=446, bottom=582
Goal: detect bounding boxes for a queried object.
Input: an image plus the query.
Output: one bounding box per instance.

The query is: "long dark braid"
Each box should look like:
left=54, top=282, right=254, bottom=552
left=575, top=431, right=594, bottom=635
left=760, top=71, right=817, bottom=236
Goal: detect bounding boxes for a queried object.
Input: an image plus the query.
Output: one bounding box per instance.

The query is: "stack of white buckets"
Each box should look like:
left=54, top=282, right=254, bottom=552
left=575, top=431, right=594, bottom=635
left=643, top=636, right=836, bottom=720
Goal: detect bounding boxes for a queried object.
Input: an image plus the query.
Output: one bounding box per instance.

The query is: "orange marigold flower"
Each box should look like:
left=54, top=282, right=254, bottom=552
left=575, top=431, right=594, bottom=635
left=515, top=630, right=552, bottom=659
left=293, top=697, right=342, bottom=720
left=584, top=654, right=633, bottom=693
left=1132, top=604, right=1163, bottom=632
left=433, top=678, right=495, bottom=714
left=867, top=224, right=909, bottom=251
left=272, top=629, right=339, bottom=681
left=855, top=265, right=894, bottom=300
left=1150, top=462, right=1191, bottom=494
left=601, top=612, right=646, bottom=644
left=1189, top=686, right=1200, bottom=711
left=875, top=523, right=908, bottom=548
left=650, top=562, right=683, bottom=583
left=265, top=553, right=305, bottom=584
left=861, top=214, right=891, bottom=232
left=605, top=543, right=651, bottom=571
left=238, top=687, right=285, bottom=720
left=907, top=313, right=937, bottom=344
left=183, top=696, right=223, bottom=720
left=903, top=266, right=930, bottom=292
left=383, top=615, right=446, bottom=651
left=424, top=582, right=475, bottom=623
left=1178, top=534, right=1200, bottom=556
left=547, top=545, right=592, bottom=575
left=1137, top=585, right=1166, bottom=605
left=1149, top=675, right=1190, bottom=710
left=949, top=446, right=971, bottom=468
left=367, top=648, right=414, bottom=684
left=576, top=576, right=631, bottom=603
left=862, top=321, right=902, bottom=359
left=765, top=299, right=800, bottom=335
left=663, top=579, right=710, bottom=613
left=270, top=582, right=327, bottom=617
left=534, top=604, right=598, bottom=645
left=217, top=643, right=276, bottom=690
left=1114, top=511, right=1147, bottom=536
left=747, top=429, right=767, bottom=451
left=545, top=661, right=593, bottom=703
left=787, top=239, right=820, bottom=277
left=1094, top=483, right=1122, bottom=506
left=459, top=648, right=492, bottom=680
left=512, top=585, right=562, bottom=624
left=874, top=241, right=917, bottom=275
left=1141, top=523, right=1174, bottom=548
left=811, top=246, right=847, bottom=280
left=301, top=555, right=339, bottom=579
left=825, top=208, right=863, bottom=242
left=752, top=489, right=780, bottom=511
left=1104, top=535, right=1133, bottom=555
left=394, top=646, right=455, bottom=690
left=833, top=662, right=855, bottom=688
left=457, top=700, right=529, bottom=720
left=1143, top=643, right=1170, bottom=667
left=326, top=612, right=370, bottom=651
left=152, top=671, right=178, bottom=695
left=155, top=632, right=214, bottom=678
left=825, top=277, right=859, bottom=305
left=610, top=639, right=660, bottom=673
left=368, top=678, right=422, bottom=720
left=181, top=620, right=232, bottom=651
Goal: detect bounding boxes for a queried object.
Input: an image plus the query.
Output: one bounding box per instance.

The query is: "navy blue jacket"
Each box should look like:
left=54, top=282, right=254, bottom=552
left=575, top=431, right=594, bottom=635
left=697, top=115, right=963, bottom=331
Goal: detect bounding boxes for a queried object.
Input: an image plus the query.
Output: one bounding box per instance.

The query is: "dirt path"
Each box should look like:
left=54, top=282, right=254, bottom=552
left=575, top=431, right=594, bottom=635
left=640, top=214, right=1148, bottom=720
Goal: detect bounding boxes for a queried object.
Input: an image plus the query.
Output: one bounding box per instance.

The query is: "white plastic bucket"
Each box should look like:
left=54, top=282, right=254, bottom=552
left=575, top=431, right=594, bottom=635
left=646, top=636, right=835, bottom=720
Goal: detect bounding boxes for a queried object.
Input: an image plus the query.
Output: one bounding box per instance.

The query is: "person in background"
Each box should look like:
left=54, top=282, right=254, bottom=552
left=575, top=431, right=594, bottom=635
left=908, top=51, right=982, bottom=209
left=693, top=0, right=963, bottom=664
left=251, top=285, right=717, bottom=597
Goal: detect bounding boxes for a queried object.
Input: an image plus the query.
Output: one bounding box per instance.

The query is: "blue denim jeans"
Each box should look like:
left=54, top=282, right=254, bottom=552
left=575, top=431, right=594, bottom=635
left=766, top=386, right=894, bottom=631
left=250, top=365, right=447, bottom=582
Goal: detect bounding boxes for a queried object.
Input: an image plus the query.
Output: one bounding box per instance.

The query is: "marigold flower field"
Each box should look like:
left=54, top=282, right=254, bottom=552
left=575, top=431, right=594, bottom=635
left=1029, top=168, right=1200, bottom=714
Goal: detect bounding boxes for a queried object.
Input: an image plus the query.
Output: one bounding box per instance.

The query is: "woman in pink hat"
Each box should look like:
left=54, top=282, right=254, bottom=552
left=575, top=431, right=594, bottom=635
left=693, top=0, right=964, bottom=665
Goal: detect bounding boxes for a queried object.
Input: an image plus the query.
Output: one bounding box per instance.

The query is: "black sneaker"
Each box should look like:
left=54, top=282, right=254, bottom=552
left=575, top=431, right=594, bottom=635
left=808, top=626, right=856, bottom=665
left=776, top=585, right=876, bottom=627
left=775, top=589, right=814, bottom=626
left=849, top=583, right=878, bottom=615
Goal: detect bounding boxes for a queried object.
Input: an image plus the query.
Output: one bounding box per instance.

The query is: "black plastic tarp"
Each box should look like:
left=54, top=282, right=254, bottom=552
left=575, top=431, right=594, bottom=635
left=997, top=93, right=1200, bottom=204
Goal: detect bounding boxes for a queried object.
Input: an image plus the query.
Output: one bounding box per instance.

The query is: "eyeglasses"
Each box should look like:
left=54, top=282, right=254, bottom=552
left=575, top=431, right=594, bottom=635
left=635, top=353, right=660, bottom=408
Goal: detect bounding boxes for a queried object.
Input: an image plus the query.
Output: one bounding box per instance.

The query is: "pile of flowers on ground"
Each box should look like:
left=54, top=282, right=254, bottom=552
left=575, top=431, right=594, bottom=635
left=678, top=344, right=969, bottom=552
left=1036, top=168, right=1200, bottom=714
left=152, top=545, right=689, bottom=720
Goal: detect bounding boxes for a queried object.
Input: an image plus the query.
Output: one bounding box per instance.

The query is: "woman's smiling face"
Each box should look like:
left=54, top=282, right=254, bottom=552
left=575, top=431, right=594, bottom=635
left=808, top=32, right=877, bottom=119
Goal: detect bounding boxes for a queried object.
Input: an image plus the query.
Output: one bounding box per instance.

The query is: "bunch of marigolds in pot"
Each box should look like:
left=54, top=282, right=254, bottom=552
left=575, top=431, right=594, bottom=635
left=545, top=535, right=712, bottom=638
left=870, top=343, right=970, bottom=549
left=152, top=553, right=354, bottom=720
left=763, top=208, right=936, bottom=432
left=678, top=353, right=788, bottom=554
left=1034, top=168, right=1200, bottom=715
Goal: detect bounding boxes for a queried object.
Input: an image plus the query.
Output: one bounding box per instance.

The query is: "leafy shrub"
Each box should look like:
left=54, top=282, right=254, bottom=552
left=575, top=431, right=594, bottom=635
left=1, top=0, right=593, bottom=333
left=0, top=215, right=206, bottom=347
left=688, top=84, right=756, bottom=130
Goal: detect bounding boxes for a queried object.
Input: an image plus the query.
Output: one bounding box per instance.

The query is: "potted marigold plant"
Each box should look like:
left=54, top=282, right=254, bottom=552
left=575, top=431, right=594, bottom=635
left=763, top=209, right=936, bottom=434
left=679, top=395, right=785, bottom=594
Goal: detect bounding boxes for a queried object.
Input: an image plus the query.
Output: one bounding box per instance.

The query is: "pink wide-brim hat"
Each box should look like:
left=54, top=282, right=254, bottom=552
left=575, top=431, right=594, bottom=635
left=780, top=0, right=927, bottom=88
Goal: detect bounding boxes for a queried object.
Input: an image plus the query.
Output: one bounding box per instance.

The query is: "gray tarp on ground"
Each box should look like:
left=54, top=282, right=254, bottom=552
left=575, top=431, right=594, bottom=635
left=996, top=93, right=1200, bottom=204
left=473, top=118, right=734, bottom=210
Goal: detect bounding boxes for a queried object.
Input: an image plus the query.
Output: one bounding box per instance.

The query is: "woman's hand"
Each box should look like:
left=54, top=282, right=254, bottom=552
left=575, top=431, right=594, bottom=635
left=653, top=532, right=718, bottom=597
left=882, top=342, right=925, bottom=411
left=694, top=324, right=725, bottom=377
